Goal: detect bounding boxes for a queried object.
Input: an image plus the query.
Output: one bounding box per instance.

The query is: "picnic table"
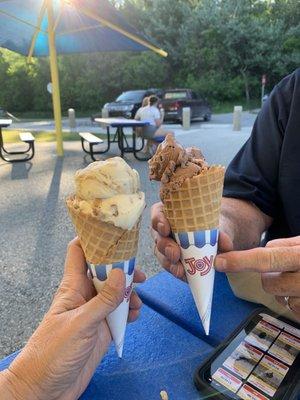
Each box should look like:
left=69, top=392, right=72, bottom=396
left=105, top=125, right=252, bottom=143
left=94, top=117, right=150, bottom=159
left=0, top=271, right=276, bottom=399
left=0, top=118, right=35, bottom=162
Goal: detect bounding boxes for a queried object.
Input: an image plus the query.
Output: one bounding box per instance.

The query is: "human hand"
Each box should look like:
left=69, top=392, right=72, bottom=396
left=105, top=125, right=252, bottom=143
left=1, top=238, right=146, bottom=400
left=151, top=202, right=233, bottom=281
left=215, top=236, right=300, bottom=321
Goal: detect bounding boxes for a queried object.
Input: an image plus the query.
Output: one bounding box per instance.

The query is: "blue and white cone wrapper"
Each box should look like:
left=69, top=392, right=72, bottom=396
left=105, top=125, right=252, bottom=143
left=88, top=257, right=135, bottom=358
left=174, top=229, right=219, bottom=335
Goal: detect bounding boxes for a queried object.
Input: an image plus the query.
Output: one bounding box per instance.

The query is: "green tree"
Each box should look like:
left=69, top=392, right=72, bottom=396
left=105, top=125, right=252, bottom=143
left=0, top=0, right=299, bottom=113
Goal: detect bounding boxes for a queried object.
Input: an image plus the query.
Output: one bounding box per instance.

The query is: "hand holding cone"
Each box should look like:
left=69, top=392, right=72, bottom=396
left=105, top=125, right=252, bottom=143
left=66, top=157, right=145, bottom=356
left=149, top=135, right=225, bottom=334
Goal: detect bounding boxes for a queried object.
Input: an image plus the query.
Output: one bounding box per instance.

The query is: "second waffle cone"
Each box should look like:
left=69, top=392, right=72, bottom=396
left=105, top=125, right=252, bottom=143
left=163, top=166, right=225, bottom=233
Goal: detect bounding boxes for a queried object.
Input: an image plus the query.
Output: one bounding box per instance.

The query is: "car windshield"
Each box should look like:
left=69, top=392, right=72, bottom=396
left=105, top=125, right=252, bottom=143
left=116, top=91, right=145, bottom=102
left=164, top=91, right=187, bottom=100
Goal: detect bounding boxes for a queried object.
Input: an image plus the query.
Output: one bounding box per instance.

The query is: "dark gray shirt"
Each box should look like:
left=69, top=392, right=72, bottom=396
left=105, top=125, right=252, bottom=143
left=224, top=68, right=300, bottom=241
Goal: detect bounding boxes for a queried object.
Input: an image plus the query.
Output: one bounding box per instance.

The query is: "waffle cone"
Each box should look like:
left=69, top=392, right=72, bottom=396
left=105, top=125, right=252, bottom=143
left=163, top=166, right=225, bottom=233
left=66, top=196, right=140, bottom=264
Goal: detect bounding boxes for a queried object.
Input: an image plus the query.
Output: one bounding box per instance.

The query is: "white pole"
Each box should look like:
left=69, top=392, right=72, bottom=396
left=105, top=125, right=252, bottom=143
left=233, top=106, right=243, bottom=131
left=182, top=107, right=191, bottom=130
left=68, top=108, right=76, bottom=132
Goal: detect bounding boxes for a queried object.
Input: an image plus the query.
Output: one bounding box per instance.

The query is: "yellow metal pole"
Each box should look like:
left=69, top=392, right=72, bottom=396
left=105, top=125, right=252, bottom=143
left=47, top=0, right=64, bottom=156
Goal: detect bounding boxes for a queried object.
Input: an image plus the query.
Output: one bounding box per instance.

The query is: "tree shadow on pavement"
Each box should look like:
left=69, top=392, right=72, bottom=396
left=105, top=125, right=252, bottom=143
left=30, top=156, right=64, bottom=295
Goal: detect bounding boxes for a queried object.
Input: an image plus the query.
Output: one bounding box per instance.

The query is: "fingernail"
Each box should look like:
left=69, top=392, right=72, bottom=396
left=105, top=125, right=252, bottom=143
left=136, top=297, right=143, bottom=308
left=139, top=270, right=147, bottom=280
left=170, top=264, right=178, bottom=275
left=165, top=246, right=174, bottom=260
left=214, top=257, right=227, bottom=271
left=157, top=222, right=165, bottom=235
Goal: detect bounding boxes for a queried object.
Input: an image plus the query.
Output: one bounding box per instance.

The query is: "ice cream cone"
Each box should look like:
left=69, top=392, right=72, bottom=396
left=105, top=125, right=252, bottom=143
left=174, top=229, right=219, bottom=335
left=163, top=166, right=225, bottom=335
left=163, top=166, right=225, bottom=233
left=66, top=195, right=140, bottom=264
left=66, top=196, right=140, bottom=356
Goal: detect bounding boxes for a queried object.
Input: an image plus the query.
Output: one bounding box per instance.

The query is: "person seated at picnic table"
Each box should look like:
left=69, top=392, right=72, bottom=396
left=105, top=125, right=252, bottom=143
left=151, top=68, right=300, bottom=322
left=0, top=238, right=145, bottom=400
left=134, top=95, right=150, bottom=138
left=135, top=95, right=173, bottom=154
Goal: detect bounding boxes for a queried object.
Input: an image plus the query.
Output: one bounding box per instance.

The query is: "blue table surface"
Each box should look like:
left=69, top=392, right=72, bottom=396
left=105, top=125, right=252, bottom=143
left=137, top=271, right=262, bottom=347
left=0, top=305, right=213, bottom=400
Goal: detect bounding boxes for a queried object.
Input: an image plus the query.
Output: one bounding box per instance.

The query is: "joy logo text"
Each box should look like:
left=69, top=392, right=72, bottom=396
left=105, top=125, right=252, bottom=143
left=124, top=282, right=133, bottom=302
left=184, top=255, right=213, bottom=276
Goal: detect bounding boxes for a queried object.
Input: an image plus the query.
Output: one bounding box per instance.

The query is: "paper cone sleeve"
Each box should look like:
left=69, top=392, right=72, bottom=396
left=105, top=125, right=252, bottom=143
left=163, top=166, right=225, bottom=232
left=66, top=195, right=140, bottom=264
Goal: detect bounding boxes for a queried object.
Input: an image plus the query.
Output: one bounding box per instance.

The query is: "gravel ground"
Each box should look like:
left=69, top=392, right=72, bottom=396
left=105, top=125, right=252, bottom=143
left=0, top=120, right=252, bottom=358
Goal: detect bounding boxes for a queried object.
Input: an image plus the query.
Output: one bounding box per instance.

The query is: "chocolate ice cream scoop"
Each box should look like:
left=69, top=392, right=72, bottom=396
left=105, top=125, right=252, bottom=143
left=149, top=134, right=208, bottom=199
left=149, top=134, right=190, bottom=181
left=160, top=161, right=203, bottom=199
left=186, top=147, right=204, bottom=160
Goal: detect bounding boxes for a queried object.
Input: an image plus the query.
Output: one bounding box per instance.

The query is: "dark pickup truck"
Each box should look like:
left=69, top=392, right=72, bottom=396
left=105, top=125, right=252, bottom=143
left=161, top=89, right=211, bottom=123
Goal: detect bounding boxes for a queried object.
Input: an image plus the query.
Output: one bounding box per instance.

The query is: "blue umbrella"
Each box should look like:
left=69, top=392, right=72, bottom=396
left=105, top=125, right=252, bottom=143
left=0, top=0, right=167, bottom=155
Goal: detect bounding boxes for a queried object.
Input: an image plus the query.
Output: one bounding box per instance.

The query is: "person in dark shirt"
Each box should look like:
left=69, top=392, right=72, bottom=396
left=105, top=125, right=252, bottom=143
left=151, top=69, right=300, bottom=321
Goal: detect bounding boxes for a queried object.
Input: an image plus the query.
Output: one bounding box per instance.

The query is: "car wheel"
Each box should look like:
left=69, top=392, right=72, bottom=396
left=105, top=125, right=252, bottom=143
left=203, top=113, right=211, bottom=121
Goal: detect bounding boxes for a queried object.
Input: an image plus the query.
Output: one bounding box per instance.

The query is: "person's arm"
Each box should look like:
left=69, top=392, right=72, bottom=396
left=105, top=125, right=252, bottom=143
left=0, top=371, right=18, bottom=399
left=134, top=108, right=141, bottom=120
left=0, top=369, right=38, bottom=400
left=151, top=201, right=300, bottom=320
left=150, top=197, right=272, bottom=281
left=0, top=239, right=145, bottom=400
left=151, top=73, right=299, bottom=315
left=154, top=118, right=162, bottom=127
left=220, top=197, right=273, bottom=250
left=154, top=107, right=163, bottom=127
left=214, top=236, right=300, bottom=320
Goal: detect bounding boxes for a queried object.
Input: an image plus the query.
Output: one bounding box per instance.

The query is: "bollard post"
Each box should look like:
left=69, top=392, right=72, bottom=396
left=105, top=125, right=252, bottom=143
left=233, top=106, right=243, bottom=131
left=101, top=107, right=109, bottom=129
left=68, top=108, right=76, bottom=132
left=102, top=107, right=109, bottom=118
left=182, top=107, right=191, bottom=130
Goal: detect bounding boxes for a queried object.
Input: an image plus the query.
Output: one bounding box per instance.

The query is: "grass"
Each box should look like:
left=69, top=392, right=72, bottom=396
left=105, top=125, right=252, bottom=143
left=2, top=130, right=107, bottom=144
left=14, top=110, right=99, bottom=121
left=212, top=99, right=261, bottom=114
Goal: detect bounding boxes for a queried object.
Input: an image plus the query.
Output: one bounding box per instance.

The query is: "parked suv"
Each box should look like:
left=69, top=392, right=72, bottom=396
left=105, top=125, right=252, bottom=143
left=91, top=89, right=163, bottom=121
left=161, top=89, right=211, bottom=123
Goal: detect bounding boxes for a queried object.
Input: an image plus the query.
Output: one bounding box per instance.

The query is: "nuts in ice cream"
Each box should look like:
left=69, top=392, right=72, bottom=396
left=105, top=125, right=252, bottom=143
left=73, top=157, right=145, bottom=230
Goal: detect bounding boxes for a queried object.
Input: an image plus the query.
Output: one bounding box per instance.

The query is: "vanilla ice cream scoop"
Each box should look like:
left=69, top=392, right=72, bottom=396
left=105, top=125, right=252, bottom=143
left=75, top=157, right=140, bottom=200
left=74, top=157, right=145, bottom=230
